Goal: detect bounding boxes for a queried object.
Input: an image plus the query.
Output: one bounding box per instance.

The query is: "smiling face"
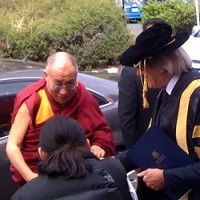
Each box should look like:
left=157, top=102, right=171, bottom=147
left=44, top=52, right=78, bottom=105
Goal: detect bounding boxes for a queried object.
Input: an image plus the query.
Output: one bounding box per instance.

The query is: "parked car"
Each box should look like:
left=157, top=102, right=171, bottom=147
left=115, top=0, right=143, bottom=22
left=123, top=0, right=143, bottom=21
left=182, top=25, right=200, bottom=69
left=0, top=59, right=124, bottom=199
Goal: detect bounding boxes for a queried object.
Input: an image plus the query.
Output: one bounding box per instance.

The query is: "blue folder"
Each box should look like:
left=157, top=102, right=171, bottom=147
left=127, top=125, right=195, bottom=170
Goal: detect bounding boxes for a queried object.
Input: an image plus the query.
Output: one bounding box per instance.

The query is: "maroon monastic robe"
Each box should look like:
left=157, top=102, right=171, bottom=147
left=10, top=79, right=115, bottom=186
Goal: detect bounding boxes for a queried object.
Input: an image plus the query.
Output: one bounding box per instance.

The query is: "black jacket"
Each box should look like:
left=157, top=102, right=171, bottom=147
left=11, top=154, right=133, bottom=200
left=118, top=67, right=160, bottom=149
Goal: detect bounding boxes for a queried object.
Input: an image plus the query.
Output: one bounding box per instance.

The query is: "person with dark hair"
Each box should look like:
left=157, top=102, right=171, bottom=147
left=118, top=18, right=167, bottom=149
left=11, top=115, right=135, bottom=200
left=6, top=52, right=115, bottom=187
left=142, top=18, right=168, bottom=31
left=119, top=23, right=200, bottom=200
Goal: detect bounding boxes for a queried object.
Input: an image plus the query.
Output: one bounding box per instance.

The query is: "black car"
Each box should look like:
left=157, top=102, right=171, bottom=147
left=0, top=60, right=123, bottom=199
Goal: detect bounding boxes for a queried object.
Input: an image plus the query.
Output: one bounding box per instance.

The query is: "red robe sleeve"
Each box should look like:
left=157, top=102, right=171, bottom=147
left=75, top=83, right=115, bottom=156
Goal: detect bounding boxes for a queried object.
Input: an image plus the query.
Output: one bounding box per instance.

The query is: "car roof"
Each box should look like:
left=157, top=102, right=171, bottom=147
left=0, top=60, right=118, bottom=101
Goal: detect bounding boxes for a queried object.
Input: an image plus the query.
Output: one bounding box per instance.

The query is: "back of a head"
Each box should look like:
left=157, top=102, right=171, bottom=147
left=39, top=116, right=91, bottom=178
left=143, top=18, right=168, bottom=30
left=39, top=115, right=86, bottom=153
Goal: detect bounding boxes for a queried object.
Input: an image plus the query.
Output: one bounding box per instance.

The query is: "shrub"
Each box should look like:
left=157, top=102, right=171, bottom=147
left=141, top=0, right=197, bottom=33
left=0, top=0, right=133, bottom=70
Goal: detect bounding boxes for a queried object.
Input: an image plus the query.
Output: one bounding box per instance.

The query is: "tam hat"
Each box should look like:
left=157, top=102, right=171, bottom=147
left=119, top=23, right=190, bottom=66
left=39, top=115, right=86, bottom=153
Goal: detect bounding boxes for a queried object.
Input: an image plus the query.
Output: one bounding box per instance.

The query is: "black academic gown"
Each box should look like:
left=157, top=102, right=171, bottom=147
left=150, top=69, right=200, bottom=200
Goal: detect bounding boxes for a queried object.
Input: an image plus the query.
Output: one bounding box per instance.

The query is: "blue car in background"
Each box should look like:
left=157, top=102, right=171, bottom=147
left=116, top=0, right=143, bottom=21
left=124, top=0, right=143, bottom=21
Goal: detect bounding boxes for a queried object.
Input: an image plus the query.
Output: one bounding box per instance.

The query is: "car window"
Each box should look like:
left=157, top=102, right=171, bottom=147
left=0, top=80, right=35, bottom=96
left=0, top=81, right=37, bottom=138
left=0, top=126, right=10, bottom=138
left=89, top=91, right=110, bottom=106
left=0, top=95, right=15, bottom=138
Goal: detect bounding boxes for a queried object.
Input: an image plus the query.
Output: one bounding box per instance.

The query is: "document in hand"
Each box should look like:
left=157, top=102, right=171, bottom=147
left=127, top=125, right=195, bottom=170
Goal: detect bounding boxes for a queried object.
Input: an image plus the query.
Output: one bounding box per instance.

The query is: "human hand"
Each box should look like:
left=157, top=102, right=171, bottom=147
left=137, top=168, right=165, bottom=190
left=90, top=145, right=105, bottom=158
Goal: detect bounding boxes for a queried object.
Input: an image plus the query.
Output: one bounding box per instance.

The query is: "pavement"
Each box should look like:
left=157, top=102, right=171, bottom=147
left=127, top=23, right=142, bottom=36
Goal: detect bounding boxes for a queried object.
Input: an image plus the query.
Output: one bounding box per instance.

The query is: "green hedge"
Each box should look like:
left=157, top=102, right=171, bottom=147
left=141, top=0, right=197, bottom=33
left=0, top=0, right=133, bottom=70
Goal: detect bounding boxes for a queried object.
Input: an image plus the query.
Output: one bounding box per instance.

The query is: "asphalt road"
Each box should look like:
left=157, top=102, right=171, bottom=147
left=127, top=23, right=142, bottom=36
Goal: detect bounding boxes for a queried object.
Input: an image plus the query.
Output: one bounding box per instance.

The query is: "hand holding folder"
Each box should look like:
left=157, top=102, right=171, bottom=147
left=127, top=125, right=195, bottom=170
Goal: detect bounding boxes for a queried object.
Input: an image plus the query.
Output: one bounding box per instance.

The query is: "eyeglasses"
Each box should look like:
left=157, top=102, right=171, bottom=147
left=50, top=82, right=77, bottom=92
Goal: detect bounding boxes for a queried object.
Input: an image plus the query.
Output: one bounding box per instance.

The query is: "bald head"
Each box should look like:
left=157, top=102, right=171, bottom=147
left=44, top=52, right=78, bottom=105
left=46, top=52, right=78, bottom=73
